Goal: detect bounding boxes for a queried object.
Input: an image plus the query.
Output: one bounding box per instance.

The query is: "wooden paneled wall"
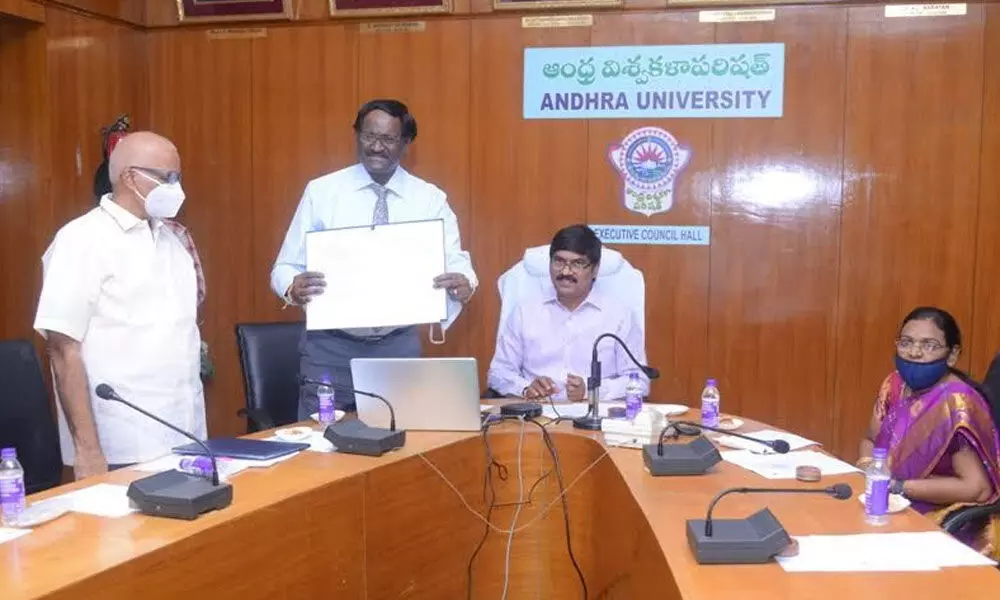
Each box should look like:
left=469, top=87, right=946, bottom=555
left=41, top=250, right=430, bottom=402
left=0, top=4, right=145, bottom=365
left=142, top=6, right=1000, bottom=459
left=3, top=2, right=1000, bottom=462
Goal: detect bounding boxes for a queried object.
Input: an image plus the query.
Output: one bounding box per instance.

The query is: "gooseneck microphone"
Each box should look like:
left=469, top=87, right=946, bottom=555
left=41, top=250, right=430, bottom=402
left=298, top=375, right=398, bottom=431
left=95, top=383, right=233, bottom=520
left=298, top=375, right=406, bottom=457
left=96, top=383, right=221, bottom=486
left=703, top=483, right=853, bottom=537
left=575, top=332, right=660, bottom=431
left=657, top=421, right=792, bottom=456
left=686, top=483, right=853, bottom=564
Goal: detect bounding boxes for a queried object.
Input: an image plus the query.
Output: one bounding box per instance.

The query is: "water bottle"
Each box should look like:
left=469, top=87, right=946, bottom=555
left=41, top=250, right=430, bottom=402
left=700, top=379, right=721, bottom=428
left=865, top=447, right=891, bottom=526
left=317, top=375, right=336, bottom=425
left=0, top=447, right=26, bottom=527
left=624, top=373, right=644, bottom=420
left=179, top=456, right=214, bottom=479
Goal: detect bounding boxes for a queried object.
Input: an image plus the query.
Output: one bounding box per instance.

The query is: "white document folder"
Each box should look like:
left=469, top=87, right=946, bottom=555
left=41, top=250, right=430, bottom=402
left=305, top=219, right=447, bottom=331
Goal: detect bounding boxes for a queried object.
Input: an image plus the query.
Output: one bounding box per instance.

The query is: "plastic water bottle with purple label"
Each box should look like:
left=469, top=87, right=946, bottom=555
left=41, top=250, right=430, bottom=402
left=700, top=379, right=720, bottom=428
left=179, top=456, right=214, bottom=479
left=318, top=375, right=336, bottom=426
left=865, top=447, right=890, bottom=526
left=624, top=372, right=644, bottom=420
left=0, top=447, right=26, bottom=527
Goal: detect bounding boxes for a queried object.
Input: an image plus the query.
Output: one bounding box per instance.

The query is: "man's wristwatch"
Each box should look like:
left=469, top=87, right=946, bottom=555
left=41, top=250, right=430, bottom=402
left=890, top=479, right=906, bottom=495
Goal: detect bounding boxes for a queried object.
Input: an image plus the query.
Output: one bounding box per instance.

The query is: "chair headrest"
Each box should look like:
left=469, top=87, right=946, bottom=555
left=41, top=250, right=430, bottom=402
left=522, top=245, right=624, bottom=278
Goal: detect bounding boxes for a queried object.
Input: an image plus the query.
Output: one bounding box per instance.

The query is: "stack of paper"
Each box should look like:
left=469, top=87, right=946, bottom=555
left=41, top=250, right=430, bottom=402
left=721, top=449, right=859, bottom=479
left=777, top=531, right=996, bottom=572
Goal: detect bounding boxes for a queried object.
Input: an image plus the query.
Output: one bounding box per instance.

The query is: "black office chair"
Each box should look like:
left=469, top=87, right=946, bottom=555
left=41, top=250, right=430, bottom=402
left=0, top=340, right=62, bottom=494
left=234, top=322, right=304, bottom=433
left=940, top=352, right=1000, bottom=536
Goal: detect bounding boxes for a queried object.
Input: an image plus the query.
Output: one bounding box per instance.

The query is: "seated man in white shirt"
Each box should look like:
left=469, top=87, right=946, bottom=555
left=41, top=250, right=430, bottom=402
left=487, top=225, right=649, bottom=402
left=34, top=131, right=206, bottom=479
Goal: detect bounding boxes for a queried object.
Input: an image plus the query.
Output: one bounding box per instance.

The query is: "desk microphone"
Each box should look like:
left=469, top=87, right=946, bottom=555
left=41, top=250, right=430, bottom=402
left=298, top=376, right=405, bottom=457
left=95, top=383, right=233, bottom=520
left=642, top=420, right=789, bottom=476
left=686, top=483, right=852, bottom=564
left=658, top=421, right=792, bottom=455
left=703, top=483, right=852, bottom=536
left=575, top=332, right=659, bottom=431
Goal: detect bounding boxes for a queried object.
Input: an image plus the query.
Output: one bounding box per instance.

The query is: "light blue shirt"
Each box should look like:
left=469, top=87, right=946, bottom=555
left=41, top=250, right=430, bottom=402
left=487, top=286, right=648, bottom=401
left=271, top=164, right=477, bottom=330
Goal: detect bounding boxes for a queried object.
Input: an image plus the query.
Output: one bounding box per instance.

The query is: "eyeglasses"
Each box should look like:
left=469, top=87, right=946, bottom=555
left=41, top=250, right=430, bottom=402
left=896, top=337, right=948, bottom=354
left=132, top=166, right=182, bottom=185
left=551, top=257, right=592, bottom=271
left=359, top=132, right=402, bottom=147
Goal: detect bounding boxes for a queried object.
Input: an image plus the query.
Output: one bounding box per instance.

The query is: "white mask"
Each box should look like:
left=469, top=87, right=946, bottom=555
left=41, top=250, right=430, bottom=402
left=134, top=171, right=186, bottom=219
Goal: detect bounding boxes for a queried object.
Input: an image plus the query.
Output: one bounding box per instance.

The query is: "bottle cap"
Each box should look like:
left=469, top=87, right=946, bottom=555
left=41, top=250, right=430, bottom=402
left=0, top=448, right=15, bottom=460
left=872, top=447, right=888, bottom=459
left=706, top=378, right=717, bottom=386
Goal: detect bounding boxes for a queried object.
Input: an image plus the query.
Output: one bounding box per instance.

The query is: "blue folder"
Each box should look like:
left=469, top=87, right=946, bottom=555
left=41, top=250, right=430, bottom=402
left=173, top=438, right=309, bottom=461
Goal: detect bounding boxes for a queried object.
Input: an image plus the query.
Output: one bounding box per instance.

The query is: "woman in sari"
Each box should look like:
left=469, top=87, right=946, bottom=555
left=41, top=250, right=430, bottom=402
left=858, top=306, right=1000, bottom=559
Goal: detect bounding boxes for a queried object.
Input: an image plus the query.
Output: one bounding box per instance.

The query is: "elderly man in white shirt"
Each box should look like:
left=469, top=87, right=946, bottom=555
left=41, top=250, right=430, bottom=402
left=34, top=131, right=205, bottom=479
left=488, top=225, right=648, bottom=402
left=272, top=99, right=477, bottom=417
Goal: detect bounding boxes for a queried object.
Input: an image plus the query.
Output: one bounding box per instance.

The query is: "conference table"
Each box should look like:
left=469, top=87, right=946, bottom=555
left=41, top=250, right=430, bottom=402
left=2, top=404, right=999, bottom=599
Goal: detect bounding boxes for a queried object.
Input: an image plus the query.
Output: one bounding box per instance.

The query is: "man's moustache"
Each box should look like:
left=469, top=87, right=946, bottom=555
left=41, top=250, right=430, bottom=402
left=557, top=276, right=576, bottom=283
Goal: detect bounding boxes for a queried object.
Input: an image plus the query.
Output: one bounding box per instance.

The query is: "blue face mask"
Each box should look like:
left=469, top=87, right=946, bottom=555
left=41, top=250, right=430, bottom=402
left=894, top=355, right=950, bottom=391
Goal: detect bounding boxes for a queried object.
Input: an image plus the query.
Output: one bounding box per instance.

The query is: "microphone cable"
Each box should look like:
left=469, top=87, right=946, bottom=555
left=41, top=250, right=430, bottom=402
left=501, top=418, right=526, bottom=600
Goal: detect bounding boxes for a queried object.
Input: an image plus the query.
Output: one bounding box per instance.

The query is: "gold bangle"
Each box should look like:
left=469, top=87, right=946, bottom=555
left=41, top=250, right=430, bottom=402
left=856, top=457, right=873, bottom=470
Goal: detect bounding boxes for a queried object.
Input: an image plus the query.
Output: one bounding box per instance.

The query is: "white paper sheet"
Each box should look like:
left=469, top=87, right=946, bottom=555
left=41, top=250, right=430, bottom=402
left=0, top=527, right=30, bottom=545
left=776, top=531, right=996, bottom=572
left=305, top=219, right=447, bottom=330
left=883, top=531, right=997, bottom=567
left=133, top=455, right=250, bottom=480
left=714, top=429, right=820, bottom=453
left=265, top=432, right=334, bottom=453
left=721, top=449, right=859, bottom=479
left=54, top=483, right=137, bottom=518
left=134, top=450, right=303, bottom=481
left=777, top=534, right=939, bottom=572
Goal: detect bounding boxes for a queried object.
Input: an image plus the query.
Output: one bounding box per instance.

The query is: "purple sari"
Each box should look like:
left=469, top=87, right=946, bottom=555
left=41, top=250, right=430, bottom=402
left=872, top=372, right=1000, bottom=557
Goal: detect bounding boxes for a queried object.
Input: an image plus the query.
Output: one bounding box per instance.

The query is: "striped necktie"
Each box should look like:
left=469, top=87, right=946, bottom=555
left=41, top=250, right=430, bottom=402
left=371, top=183, right=389, bottom=226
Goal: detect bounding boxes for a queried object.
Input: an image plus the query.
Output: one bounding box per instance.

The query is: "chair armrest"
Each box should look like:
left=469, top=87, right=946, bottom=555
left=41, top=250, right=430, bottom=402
left=236, top=408, right=276, bottom=433
left=940, top=500, right=1000, bottom=533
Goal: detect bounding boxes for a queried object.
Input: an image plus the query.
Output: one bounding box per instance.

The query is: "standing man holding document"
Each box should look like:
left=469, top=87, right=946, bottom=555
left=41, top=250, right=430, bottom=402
left=271, top=99, right=477, bottom=418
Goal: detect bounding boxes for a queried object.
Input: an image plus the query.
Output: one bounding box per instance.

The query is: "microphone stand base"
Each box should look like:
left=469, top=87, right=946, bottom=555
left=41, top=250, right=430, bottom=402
left=572, top=414, right=603, bottom=431
left=127, top=470, right=233, bottom=520
left=324, top=419, right=406, bottom=457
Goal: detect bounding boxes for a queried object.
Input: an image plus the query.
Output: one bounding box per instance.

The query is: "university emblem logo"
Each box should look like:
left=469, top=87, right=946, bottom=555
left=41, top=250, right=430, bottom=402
left=608, top=127, right=690, bottom=217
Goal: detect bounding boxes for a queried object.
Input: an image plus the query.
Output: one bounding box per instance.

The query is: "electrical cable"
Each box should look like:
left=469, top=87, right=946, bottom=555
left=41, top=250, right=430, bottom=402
left=433, top=416, right=601, bottom=599
left=500, top=418, right=526, bottom=600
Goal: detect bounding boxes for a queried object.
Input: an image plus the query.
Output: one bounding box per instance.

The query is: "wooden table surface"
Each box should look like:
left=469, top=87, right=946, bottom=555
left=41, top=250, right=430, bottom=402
left=2, top=405, right=998, bottom=599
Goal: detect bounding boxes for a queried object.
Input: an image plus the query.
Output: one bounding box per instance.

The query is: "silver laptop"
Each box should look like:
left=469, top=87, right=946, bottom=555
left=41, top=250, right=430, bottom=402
left=349, top=357, right=482, bottom=431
